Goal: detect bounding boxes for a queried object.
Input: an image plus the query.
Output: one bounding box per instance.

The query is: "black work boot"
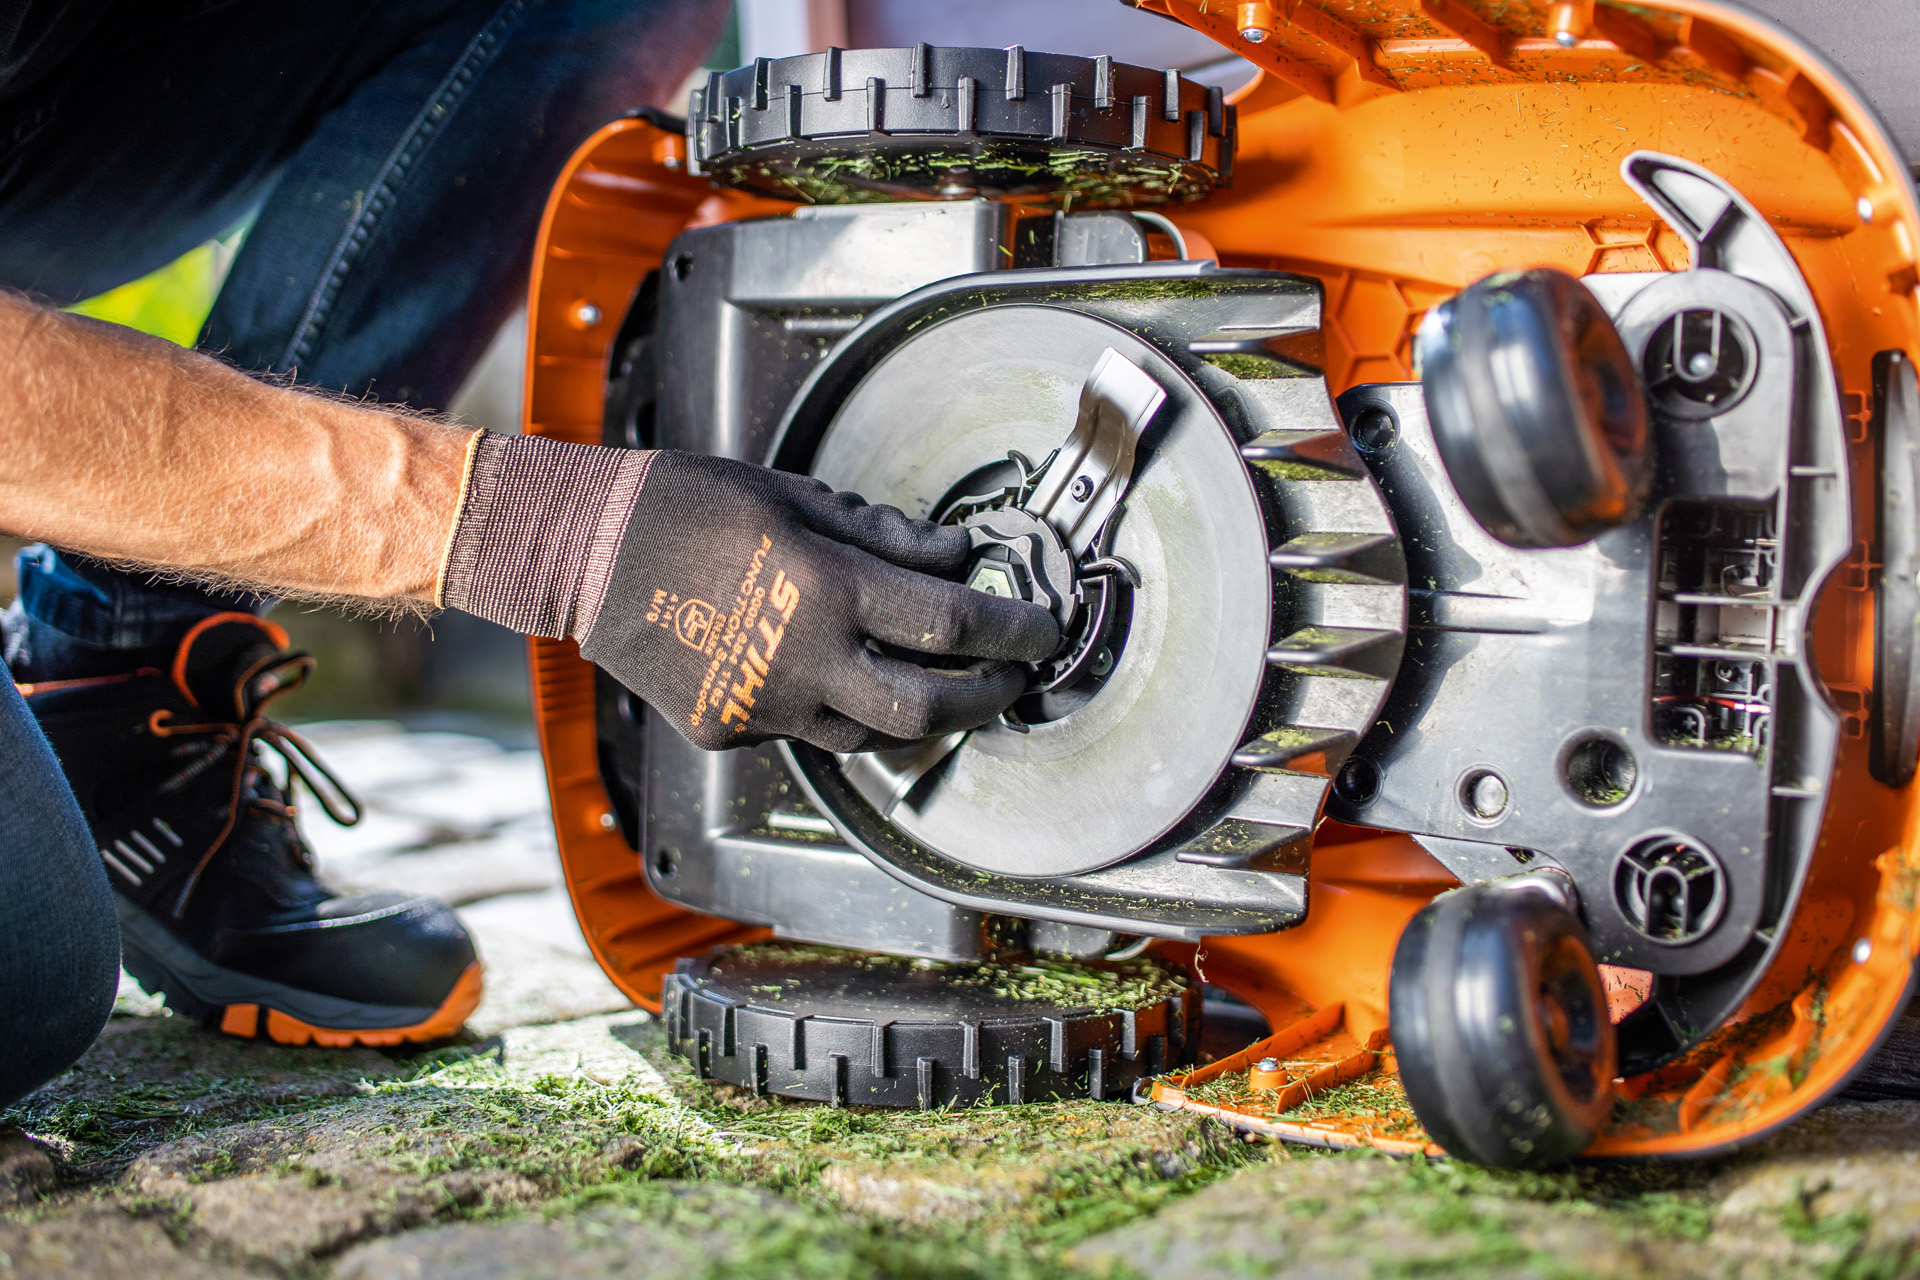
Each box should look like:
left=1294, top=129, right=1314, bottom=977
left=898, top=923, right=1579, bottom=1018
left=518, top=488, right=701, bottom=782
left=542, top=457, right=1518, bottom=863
left=22, top=614, right=482, bottom=1046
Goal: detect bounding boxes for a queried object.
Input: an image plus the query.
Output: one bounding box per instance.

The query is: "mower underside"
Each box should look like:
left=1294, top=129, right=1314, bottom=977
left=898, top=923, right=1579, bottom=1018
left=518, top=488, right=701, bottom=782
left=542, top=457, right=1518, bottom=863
left=525, top=3, right=1920, bottom=1165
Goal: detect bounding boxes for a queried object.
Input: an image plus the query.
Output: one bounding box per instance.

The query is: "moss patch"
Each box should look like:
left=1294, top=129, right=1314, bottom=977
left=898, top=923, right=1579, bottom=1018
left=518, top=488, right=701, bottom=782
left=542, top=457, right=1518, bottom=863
left=1072, top=1146, right=1746, bottom=1280
left=4, top=1016, right=412, bottom=1176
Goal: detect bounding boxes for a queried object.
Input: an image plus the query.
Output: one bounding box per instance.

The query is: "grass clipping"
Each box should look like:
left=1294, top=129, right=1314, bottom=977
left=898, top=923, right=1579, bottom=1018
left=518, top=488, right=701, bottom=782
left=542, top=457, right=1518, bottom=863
left=719, top=942, right=1189, bottom=1014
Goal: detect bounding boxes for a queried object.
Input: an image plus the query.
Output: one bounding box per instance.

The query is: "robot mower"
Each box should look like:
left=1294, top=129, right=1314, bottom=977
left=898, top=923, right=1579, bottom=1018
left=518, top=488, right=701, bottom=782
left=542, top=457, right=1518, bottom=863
left=517, top=1, right=1920, bottom=1167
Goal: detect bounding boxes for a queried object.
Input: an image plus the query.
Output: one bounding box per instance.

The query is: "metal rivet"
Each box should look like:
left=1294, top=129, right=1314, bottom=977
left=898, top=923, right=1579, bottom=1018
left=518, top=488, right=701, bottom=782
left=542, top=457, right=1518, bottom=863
left=1858, top=195, right=1876, bottom=224
left=598, top=810, right=617, bottom=830
left=572, top=301, right=603, bottom=328
left=1070, top=476, right=1094, bottom=501
left=1854, top=937, right=1874, bottom=964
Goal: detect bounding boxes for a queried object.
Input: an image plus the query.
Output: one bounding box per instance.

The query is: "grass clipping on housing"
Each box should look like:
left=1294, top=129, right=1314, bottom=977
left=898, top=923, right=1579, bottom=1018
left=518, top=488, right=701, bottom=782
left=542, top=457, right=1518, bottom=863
left=718, top=941, right=1189, bottom=1013
left=1183, top=1065, right=1429, bottom=1143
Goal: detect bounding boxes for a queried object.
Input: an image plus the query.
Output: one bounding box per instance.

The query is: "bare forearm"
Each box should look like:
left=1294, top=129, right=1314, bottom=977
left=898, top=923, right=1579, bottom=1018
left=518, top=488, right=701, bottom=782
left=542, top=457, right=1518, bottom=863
left=0, top=294, right=472, bottom=604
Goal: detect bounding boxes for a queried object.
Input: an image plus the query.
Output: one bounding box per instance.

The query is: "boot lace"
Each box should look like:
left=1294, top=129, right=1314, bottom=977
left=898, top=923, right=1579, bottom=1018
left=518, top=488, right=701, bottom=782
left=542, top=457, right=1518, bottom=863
left=147, top=649, right=362, bottom=918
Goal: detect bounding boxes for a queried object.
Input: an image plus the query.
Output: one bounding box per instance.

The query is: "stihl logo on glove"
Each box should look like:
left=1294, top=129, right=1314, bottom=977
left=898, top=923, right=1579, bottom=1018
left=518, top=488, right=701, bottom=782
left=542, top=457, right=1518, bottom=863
left=649, top=534, right=805, bottom=735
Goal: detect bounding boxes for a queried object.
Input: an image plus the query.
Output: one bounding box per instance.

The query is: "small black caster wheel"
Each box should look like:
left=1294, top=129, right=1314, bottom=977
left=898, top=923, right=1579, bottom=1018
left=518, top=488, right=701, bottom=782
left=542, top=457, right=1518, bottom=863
left=1416, top=266, right=1649, bottom=549
left=1390, top=875, right=1617, bottom=1168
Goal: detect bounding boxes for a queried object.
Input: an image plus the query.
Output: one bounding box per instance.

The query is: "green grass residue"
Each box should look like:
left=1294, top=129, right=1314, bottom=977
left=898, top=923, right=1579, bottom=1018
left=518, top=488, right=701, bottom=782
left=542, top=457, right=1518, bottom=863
left=715, top=943, right=1187, bottom=1014
left=1204, top=352, right=1304, bottom=380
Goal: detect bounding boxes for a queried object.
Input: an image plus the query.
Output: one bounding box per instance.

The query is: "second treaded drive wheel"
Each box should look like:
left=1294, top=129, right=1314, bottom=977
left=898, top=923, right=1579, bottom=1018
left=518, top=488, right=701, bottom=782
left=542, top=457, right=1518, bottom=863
left=1390, top=876, right=1617, bottom=1167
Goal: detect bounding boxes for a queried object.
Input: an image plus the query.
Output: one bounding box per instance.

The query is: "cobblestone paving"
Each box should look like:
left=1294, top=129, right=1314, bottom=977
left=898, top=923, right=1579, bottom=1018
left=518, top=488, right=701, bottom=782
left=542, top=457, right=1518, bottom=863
left=7, top=723, right=1920, bottom=1278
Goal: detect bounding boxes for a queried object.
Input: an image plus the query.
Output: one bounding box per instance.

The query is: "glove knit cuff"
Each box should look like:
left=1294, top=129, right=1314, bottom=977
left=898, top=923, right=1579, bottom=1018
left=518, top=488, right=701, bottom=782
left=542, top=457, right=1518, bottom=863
left=439, top=432, right=654, bottom=640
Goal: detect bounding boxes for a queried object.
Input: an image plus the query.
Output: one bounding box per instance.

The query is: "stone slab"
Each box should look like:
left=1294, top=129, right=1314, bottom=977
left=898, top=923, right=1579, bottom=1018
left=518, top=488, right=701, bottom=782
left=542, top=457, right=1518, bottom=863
left=332, top=1187, right=811, bottom=1280
left=1711, top=1100, right=1920, bottom=1255
left=0, top=1205, right=252, bottom=1279
left=462, top=889, right=635, bottom=1035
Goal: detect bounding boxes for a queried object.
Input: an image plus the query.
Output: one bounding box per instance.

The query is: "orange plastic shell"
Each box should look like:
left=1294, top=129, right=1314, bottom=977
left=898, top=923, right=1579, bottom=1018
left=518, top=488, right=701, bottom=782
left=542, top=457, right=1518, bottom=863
left=526, top=1, right=1920, bottom=1159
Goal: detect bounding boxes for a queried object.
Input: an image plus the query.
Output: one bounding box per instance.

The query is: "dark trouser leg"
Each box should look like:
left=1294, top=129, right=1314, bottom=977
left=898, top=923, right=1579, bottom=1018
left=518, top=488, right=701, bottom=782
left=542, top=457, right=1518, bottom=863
left=0, top=0, right=723, bottom=679
left=203, top=0, right=724, bottom=406
left=0, top=676, right=118, bottom=1107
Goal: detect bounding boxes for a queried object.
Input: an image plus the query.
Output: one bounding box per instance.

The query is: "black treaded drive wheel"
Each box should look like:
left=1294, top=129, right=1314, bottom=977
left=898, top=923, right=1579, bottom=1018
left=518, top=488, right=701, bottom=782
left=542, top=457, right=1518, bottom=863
left=662, top=942, right=1197, bottom=1108
left=687, top=46, right=1233, bottom=207
left=1390, top=877, right=1617, bottom=1167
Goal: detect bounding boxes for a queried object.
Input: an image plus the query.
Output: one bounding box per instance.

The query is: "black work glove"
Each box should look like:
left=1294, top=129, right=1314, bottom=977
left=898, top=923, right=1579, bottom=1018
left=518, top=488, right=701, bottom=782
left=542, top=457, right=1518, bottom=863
left=439, top=438, right=1059, bottom=752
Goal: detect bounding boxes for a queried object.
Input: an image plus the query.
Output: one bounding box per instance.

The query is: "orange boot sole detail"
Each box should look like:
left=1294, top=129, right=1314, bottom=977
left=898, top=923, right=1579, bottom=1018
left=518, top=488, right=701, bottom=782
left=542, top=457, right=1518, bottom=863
left=214, top=961, right=484, bottom=1047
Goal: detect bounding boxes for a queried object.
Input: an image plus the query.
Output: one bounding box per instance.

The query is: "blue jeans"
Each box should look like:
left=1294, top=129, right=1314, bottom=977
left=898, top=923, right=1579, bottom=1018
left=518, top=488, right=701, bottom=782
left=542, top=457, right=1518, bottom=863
left=0, top=675, right=118, bottom=1108
left=0, top=0, right=724, bottom=679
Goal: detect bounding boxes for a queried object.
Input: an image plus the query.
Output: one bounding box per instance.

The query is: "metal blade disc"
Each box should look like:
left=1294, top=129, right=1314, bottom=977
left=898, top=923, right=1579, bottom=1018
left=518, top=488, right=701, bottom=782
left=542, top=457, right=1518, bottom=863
left=807, top=305, right=1271, bottom=878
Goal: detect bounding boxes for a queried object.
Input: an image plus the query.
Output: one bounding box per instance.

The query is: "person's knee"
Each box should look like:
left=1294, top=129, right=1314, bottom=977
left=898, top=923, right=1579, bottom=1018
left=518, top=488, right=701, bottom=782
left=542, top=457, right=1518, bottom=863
left=0, top=856, right=119, bottom=1110
left=0, top=931, right=117, bottom=1108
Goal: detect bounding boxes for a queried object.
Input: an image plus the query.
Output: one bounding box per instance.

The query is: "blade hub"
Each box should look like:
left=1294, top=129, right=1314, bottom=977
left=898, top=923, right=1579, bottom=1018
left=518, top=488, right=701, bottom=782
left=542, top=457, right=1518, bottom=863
left=960, top=508, right=1076, bottom=628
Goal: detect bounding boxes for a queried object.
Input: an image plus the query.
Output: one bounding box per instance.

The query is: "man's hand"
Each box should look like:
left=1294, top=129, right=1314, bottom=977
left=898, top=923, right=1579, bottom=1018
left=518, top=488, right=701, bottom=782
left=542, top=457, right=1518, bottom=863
left=441, top=441, right=1060, bottom=752
left=586, top=453, right=1057, bottom=751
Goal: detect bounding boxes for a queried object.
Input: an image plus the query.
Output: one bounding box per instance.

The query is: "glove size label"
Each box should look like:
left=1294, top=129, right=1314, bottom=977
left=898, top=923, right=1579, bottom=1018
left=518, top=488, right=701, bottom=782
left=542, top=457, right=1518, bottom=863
left=646, top=534, right=802, bottom=737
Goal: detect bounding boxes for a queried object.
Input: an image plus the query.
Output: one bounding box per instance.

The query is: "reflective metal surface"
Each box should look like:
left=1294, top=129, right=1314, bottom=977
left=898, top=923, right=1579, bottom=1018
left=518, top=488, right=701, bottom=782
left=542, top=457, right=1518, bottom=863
left=809, top=305, right=1272, bottom=878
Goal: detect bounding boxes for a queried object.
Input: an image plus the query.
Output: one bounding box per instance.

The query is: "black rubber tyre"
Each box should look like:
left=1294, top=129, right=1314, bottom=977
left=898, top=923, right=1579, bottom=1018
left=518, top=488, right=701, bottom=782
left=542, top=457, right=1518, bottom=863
left=1390, top=877, right=1617, bottom=1168
left=1415, top=267, right=1649, bottom=549
left=686, top=46, right=1231, bottom=208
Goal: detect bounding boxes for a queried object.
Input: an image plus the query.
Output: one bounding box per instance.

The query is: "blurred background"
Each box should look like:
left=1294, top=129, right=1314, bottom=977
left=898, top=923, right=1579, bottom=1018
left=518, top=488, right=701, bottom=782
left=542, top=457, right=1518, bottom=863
left=1, top=0, right=1253, bottom=741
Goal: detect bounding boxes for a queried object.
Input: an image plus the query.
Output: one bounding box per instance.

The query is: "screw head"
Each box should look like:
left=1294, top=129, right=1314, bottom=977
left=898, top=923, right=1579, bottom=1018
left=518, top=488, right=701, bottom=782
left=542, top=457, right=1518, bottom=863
left=1090, top=647, right=1115, bottom=678
left=1554, top=28, right=1578, bottom=47
left=1255, top=1056, right=1280, bottom=1072
left=1858, top=195, right=1877, bottom=224
left=1854, top=937, right=1874, bottom=964
left=1240, top=27, right=1269, bottom=42
left=1687, top=350, right=1716, bottom=378
left=572, top=301, right=603, bottom=328
left=1069, top=475, right=1095, bottom=501
left=1466, top=771, right=1509, bottom=819
left=1350, top=406, right=1397, bottom=453
left=598, top=810, right=618, bottom=831
left=967, top=562, right=1019, bottom=598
